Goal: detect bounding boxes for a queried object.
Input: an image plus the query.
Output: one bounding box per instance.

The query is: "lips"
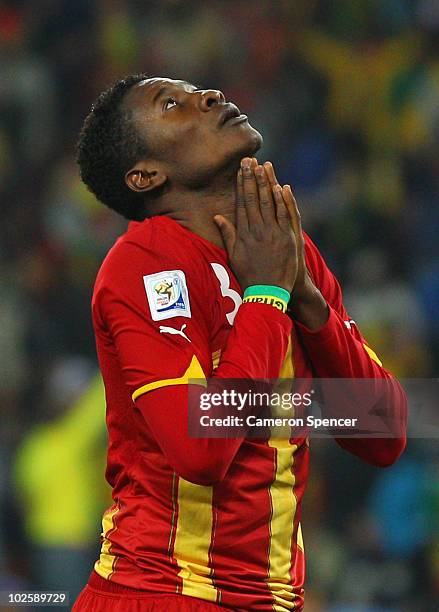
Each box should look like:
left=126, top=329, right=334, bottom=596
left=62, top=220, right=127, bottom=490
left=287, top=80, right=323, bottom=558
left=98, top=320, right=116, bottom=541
left=219, top=103, right=242, bottom=125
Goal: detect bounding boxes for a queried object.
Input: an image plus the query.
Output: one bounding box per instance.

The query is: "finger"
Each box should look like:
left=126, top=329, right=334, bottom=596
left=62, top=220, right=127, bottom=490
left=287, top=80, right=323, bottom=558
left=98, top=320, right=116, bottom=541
left=280, top=184, right=296, bottom=222
left=273, top=184, right=291, bottom=229
left=241, top=157, right=263, bottom=228
left=214, top=215, right=236, bottom=254
left=255, top=165, right=275, bottom=223
left=282, top=185, right=302, bottom=240
left=236, top=169, right=248, bottom=231
left=250, top=157, right=258, bottom=169
left=263, top=161, right=279, bottom=188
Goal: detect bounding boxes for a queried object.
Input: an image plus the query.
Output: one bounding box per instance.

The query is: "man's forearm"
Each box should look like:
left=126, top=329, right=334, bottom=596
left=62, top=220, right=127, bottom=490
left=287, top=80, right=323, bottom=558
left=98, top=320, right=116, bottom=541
left=293, top=304, right=407, bottom=466
left=288, top=283, right=329, bottom=331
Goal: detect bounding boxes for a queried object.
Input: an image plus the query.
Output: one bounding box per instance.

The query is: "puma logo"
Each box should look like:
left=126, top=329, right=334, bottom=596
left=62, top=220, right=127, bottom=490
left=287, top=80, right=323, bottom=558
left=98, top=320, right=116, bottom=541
left=343, top=319, right=356, bottom=330
left=159, top=323, right=191, bottom=343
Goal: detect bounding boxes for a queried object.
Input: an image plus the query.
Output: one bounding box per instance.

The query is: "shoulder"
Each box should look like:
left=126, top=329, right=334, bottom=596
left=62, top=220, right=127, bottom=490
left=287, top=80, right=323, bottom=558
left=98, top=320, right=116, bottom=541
left=92, top=216, right=215, bottom=325
left=94, top=216, right=203, bottom=294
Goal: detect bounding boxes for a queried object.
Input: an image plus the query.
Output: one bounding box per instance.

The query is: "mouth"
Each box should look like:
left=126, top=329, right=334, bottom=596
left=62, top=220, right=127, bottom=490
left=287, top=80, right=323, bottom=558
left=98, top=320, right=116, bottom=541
left=219, top=103, right=248, bottom=126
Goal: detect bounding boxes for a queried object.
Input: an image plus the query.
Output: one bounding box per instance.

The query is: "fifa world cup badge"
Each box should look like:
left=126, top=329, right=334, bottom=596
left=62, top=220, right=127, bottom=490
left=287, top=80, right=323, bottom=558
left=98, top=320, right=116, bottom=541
left=143, top=270, right=191, bottom=321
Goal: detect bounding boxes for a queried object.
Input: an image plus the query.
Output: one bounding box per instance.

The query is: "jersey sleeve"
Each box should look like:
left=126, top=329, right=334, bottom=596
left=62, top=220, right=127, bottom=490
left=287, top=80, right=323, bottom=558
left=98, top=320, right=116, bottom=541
left=93, top=240, right=292, bottom=485
left=94, top=237, right=227, bottom=404
left=294, top=233, right=407, bottom=466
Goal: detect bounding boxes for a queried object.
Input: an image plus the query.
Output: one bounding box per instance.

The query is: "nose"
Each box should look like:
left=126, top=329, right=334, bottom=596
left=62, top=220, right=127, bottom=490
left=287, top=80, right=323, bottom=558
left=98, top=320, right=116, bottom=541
left=198, top=89, right=225, bottom=111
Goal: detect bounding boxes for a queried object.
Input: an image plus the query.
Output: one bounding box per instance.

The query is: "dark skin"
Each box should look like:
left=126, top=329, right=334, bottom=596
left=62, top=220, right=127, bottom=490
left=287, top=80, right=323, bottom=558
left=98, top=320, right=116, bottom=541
left=124, top=78, right=328, bottom=330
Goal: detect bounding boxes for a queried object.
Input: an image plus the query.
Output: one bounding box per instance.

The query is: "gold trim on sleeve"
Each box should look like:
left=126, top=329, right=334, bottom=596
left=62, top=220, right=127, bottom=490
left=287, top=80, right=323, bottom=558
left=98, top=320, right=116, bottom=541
left=132, top=354, right=206, bottom=401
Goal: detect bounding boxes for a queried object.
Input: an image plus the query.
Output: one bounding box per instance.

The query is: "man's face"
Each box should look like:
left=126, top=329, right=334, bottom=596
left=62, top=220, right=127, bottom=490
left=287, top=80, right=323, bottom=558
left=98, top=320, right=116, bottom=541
left=124, top=78, right=262, bottom=189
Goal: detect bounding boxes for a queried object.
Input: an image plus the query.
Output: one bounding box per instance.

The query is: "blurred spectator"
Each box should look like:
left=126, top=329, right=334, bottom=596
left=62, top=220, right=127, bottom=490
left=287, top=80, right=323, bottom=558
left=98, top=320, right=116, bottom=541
left=13, top=361, right=109, bottom=602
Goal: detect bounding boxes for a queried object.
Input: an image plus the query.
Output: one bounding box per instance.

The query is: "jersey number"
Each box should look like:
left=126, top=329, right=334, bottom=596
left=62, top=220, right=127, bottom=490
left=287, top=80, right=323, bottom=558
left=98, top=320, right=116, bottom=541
left=210, top=263, right=242, bottom=325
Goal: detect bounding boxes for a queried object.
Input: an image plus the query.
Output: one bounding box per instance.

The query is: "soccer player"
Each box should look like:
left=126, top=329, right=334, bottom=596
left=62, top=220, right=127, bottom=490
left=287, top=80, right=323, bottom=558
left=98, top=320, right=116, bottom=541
left=73, top=76, right=407, bottom=611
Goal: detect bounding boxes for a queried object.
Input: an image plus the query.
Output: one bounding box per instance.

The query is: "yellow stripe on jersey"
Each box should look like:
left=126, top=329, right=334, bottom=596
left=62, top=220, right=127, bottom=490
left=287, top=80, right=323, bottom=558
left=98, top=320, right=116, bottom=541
left=279, top=335, right=294, bottom=381
left=267, top=440, right=298, bottom=610
left=132, top=354, right=206, bottom=401
left=94, top=504, right=120, bottom=580
left=363, top=343, right=383, bottom=367
left=266, top=336, right=299, bottom=610
left=173, top=478, right=218, bottom=602
left=296, top=522, right=304, bottom=552
left=212, top=349, right=221, bottom=370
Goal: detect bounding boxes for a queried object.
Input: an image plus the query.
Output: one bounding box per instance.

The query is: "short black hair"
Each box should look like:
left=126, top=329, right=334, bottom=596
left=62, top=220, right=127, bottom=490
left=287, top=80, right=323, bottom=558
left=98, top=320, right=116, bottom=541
left=77, top=74, right=151, bottom=221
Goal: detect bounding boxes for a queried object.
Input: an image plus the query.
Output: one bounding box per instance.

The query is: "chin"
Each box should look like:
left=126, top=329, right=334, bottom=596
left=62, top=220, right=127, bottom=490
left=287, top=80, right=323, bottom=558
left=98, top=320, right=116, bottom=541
left=238, top=125, right=263, bottom=156
left=251, top=131, right=263, bottom=153
left=210, top=126, right=264, bottom=178
left=247, top=124, right=263, bottom=152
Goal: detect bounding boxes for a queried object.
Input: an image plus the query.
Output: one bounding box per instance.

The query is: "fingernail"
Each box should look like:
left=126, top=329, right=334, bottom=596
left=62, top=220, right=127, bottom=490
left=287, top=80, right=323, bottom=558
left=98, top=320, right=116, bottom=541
left=241, top=158, right=251, bottom=170
left=255, top=166, right=264, bottom=176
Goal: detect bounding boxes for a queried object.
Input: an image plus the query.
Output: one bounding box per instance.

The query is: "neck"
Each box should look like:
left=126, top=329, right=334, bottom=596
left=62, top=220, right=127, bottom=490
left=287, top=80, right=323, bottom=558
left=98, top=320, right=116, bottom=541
left=150, top=176, right=236, bottom=249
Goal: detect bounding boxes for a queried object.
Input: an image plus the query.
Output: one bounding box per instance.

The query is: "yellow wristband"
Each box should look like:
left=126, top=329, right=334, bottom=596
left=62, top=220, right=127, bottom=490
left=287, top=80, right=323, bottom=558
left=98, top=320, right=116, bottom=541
left=242, top=294, right=288, bottom=313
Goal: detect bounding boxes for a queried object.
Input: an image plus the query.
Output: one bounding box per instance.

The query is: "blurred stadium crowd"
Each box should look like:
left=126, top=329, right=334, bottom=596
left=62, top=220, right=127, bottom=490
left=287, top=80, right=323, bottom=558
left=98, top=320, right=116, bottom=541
left=1, top=1, right=438, bottom=610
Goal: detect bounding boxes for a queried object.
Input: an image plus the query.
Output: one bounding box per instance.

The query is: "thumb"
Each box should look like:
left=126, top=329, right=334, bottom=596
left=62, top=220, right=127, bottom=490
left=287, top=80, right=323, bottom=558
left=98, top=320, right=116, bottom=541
left=214, top=215, right=236, bottom=254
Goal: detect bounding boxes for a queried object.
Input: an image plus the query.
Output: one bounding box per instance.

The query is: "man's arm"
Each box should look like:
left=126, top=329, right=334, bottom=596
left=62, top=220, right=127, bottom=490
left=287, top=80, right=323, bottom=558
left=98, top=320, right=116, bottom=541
left=292, top=232, right=407, bottom=467
left=260, top=168, right=407, bottom=467
left=98, top=255, right=292, bottom=486
left=134, top=303, right=291, bottom=486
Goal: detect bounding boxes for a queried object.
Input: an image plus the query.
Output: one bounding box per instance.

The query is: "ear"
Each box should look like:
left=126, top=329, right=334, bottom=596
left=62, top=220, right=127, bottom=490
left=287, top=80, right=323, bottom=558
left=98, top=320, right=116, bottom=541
left=125, top=160, right=167, bottom=193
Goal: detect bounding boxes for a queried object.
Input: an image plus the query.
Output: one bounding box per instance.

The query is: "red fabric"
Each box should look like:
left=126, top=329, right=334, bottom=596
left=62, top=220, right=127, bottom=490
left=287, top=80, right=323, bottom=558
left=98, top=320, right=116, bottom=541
left=73, top=584, right=234, bottom=611
left=92, top=216, right=304, bottom=610
left=296, top=233, right=407, bottom=465
left=89, top=215, right=406, bottom=610
left=134, top=302, right=291, bottom=486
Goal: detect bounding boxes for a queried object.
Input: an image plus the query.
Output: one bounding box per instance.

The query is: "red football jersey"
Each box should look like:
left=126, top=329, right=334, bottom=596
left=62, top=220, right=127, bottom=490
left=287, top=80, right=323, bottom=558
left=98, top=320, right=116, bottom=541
left=90, top=215, right=406, bottom=611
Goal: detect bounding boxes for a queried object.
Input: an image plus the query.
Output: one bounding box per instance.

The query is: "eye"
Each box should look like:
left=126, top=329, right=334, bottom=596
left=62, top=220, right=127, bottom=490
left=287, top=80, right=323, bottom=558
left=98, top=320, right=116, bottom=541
left=164, top=97, right=178, bottom=111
